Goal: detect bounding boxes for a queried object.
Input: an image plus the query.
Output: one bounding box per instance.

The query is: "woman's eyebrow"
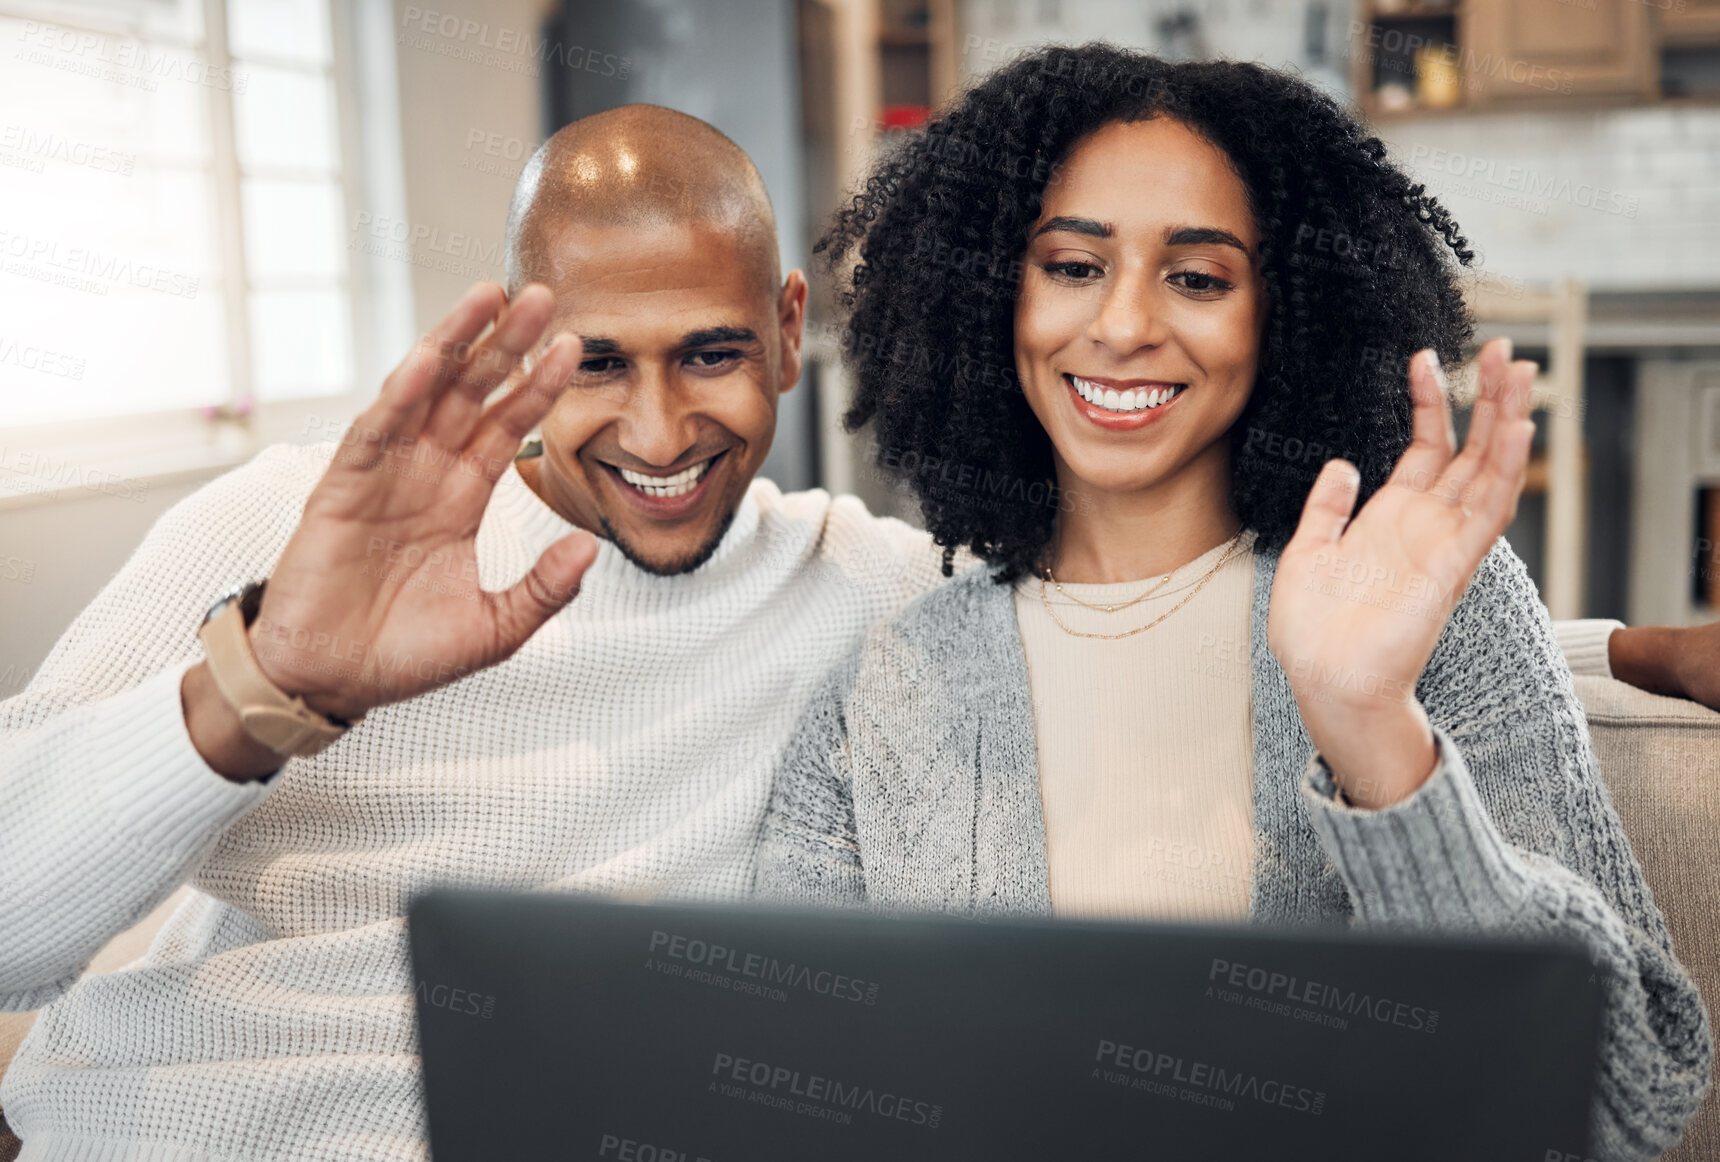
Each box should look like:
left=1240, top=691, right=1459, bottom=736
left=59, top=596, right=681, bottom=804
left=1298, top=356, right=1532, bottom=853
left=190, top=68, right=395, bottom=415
left=1031, top=215, right=1111, bottom=240
left=1165, top=225, right=1253, bottom=256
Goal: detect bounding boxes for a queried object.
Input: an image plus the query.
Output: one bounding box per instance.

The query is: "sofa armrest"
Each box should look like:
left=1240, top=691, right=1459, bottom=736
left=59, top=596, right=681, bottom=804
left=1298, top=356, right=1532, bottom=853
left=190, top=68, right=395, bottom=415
left=1573, top=675, right=1720, bottom=1162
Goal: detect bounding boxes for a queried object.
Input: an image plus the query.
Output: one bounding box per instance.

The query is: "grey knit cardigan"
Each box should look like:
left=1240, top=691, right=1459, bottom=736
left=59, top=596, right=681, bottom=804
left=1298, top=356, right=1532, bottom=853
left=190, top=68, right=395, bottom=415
left=756, top=540, right=1713, bottom=1161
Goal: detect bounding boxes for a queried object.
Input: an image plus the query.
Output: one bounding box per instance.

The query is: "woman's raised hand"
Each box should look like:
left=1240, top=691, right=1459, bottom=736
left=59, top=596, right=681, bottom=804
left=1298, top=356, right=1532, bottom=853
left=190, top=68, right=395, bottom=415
left=1266, top=338, right=1538, bottom=808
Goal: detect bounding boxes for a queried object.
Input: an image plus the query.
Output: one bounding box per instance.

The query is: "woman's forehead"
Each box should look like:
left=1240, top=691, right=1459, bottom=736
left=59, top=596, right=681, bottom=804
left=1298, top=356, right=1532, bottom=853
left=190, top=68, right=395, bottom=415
left=1039, top=119, right=1258, bottom=246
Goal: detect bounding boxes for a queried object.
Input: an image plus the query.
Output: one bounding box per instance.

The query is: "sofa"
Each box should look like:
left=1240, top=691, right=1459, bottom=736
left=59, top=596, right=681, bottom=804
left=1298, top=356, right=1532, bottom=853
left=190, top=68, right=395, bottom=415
left=1, top=673, right=1715, bottom=1160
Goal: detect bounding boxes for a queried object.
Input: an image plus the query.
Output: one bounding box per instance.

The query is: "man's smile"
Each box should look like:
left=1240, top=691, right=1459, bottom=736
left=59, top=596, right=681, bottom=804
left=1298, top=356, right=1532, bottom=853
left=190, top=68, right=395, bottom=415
left=597, top=449, right=730, bottom=516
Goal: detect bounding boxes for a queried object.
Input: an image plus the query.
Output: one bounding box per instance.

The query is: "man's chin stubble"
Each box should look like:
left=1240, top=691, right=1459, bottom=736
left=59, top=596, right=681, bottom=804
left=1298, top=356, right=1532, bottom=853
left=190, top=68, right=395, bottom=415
left=599, top=506, right=737, bottom=577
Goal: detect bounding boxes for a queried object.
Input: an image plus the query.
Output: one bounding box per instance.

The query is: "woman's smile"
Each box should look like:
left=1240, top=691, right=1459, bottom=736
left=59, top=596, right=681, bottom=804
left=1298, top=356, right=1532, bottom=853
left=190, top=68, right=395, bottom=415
left=1062, top=373, right=1188, bottom=431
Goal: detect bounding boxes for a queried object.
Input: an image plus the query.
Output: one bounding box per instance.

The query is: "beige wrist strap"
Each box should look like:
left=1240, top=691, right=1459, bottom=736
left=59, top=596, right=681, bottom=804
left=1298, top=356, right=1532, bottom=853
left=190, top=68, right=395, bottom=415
left=197, top=599, right=354, bottom=758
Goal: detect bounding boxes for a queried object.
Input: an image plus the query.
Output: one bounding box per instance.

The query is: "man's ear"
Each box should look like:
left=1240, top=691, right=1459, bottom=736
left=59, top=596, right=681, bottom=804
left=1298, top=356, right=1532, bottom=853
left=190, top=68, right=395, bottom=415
left=777, top=269, right=809, bottom=396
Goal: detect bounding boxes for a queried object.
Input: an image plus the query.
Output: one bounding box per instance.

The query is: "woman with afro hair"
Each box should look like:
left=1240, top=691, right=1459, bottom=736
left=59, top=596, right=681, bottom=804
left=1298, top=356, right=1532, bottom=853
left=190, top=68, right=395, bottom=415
left=756, top=45, right=1709, bottom=1158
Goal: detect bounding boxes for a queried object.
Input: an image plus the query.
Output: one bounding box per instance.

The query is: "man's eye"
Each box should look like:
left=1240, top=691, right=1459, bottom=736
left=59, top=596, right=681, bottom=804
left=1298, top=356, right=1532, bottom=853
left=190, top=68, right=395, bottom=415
left=579, top=357, right=624, bottom=374
left=1170, top=270, right=1234, bottom=294
left=687, top=349, right=739, bottom=369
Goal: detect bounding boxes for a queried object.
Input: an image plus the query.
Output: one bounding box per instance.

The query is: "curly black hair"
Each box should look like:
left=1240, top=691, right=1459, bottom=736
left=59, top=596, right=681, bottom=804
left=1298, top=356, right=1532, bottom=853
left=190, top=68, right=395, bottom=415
left=821, top=44, right=1475, bottom=582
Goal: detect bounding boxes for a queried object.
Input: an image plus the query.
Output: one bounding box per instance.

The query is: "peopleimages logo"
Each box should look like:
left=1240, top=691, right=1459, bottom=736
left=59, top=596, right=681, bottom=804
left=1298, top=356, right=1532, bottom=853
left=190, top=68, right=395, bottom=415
left=1094, top=1038, right=1327, bottom=1116
left=1208, top=957, right=1440, bottom=1034
left=413, top=978, right=495, bottom=1019
left=648, top=930, right=880, bottom=1005
left=710, top=1052, right=944, bottom=1130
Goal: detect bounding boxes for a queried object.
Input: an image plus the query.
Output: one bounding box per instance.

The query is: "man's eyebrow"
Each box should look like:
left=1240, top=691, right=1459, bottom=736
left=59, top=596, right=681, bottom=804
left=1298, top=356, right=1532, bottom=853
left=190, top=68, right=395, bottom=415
left=1165, top=225, right=1253, bottom=256
left=1031, top=216, right=1111, bottom=241
left=680, top=325, right=760, bottom=348
left=578, top=336, right=620, bottom=357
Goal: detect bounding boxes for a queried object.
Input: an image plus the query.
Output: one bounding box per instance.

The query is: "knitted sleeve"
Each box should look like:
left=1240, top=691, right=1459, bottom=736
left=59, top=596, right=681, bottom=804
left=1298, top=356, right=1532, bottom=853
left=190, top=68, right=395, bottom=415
left=1299, top=540, right=1713, bottom=1162
left=1552, top=618, right=1624, bottom=679
left=754, top=649, right=869, bottom=907
left=0, top=445, right=322, bottom=1008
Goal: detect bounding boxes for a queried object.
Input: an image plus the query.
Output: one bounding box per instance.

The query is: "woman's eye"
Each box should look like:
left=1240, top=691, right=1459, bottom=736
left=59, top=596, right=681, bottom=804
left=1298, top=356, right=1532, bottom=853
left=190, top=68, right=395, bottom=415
left=1045, top=261, right=1101, bottom=281
left=1170, top=270, right=1234, bottom=295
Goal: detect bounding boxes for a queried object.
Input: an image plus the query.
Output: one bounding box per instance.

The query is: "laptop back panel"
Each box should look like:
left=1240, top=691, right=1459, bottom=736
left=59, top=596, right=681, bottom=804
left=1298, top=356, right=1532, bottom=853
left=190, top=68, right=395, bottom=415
left=410, top=892, right=1601, bottom=1162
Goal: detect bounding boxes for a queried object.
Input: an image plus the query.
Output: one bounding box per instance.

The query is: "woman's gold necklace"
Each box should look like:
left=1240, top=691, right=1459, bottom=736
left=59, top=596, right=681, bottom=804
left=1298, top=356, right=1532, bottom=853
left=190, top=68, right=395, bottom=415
left=1049, top=566, right=1174, bottom=614
left=1038, top=530, right=1247, bottom=641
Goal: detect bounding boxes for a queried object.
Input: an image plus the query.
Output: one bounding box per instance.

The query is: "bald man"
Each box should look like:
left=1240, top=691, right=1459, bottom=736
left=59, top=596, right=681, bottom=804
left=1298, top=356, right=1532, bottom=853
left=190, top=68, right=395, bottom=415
left=0, top=106, right=944, bottom=1160
left=0, top=106, right=1711, bottom=1160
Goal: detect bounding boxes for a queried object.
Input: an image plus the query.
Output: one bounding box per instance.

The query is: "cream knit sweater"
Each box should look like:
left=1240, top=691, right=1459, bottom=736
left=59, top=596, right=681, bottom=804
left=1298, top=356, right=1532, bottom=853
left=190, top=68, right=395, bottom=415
left=1014, top=533, right=1258, bottom=922
left=0, top=443, right=944, bottom=1162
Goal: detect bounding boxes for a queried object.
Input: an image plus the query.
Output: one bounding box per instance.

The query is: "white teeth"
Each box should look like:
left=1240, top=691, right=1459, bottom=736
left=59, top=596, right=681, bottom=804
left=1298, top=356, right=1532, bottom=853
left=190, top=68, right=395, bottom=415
left=1070, top=376, right=1183, bottom=414
left=617, top=457, right=713, bottom=499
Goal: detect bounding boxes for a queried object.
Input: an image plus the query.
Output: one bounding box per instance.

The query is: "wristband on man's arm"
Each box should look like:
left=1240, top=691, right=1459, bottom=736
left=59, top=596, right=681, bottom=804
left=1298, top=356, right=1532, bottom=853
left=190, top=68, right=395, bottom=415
left=196, top=581, right=360, bottom=763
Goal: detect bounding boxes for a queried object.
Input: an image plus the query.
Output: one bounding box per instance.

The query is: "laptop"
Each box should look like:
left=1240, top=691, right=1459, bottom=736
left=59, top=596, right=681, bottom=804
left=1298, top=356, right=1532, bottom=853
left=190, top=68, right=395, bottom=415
left=409, top=890, right=1603, bottom=1161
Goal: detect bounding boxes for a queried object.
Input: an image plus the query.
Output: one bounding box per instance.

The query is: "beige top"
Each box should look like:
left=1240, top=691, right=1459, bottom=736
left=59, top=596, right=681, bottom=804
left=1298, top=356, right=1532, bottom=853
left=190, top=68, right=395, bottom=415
left=1013, top=530, right=1258, bottom=922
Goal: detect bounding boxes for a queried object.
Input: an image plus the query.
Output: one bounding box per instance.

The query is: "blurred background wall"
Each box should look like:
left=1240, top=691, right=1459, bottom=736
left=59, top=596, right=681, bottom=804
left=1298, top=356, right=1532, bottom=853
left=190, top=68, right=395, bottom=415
left=3, top=0, right=1718, bottom=685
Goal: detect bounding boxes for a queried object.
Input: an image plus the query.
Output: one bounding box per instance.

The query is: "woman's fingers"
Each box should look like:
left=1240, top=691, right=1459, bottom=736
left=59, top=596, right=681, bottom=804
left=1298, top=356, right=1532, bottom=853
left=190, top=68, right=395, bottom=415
left=1438, top=348, right=1536, bottom=519
left=1435, top=337, right=1512, bottom=499
left=1452, top=375, right=1537, bottom=561
left=1385, top=348, right=1458, bottom=496
left=1287, top=458, right=1363, bottom=553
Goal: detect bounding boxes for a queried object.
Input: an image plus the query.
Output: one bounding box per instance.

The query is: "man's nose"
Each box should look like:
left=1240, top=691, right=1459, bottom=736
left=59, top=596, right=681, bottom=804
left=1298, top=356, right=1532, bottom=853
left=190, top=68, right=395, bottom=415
left=617, top=371, right=700, bottom=467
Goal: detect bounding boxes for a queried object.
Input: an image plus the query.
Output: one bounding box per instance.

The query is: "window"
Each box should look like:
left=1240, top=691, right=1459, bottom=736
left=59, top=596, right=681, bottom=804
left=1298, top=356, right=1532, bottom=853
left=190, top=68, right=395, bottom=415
left=0, top=0, right=390, bottom=452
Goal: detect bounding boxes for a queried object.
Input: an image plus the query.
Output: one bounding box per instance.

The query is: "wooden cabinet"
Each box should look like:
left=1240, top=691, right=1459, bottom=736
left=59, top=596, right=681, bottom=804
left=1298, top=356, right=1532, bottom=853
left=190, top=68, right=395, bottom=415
left=1662, top=0, right=1720, bottom=47
left=1463, top=0, right=1655, bottom=105
left=1352, top=0, right=1672, bottom=116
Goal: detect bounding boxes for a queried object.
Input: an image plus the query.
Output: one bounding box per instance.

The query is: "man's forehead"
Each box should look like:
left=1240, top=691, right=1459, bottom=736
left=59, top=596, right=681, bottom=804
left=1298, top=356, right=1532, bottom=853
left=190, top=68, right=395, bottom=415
left=523, top=218, right=777, bottom=344
left=531, top=216, right=760, bottom=287
left=545, top=274, right=772, bottom=336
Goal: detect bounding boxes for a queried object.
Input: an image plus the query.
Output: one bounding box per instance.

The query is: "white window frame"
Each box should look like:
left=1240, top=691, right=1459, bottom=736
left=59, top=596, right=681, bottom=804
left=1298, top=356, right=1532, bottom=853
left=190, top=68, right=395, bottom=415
left=0, top=0, right=414, bottom=510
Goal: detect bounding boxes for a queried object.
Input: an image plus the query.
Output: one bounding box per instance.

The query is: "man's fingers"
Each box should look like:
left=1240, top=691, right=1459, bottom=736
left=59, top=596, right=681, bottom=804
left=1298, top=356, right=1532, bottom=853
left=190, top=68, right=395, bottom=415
left=419, top=284, right=559, bottom=450
left=489, top=530, right=600, bottom=656
left=463, top=333, right=583, bottom=481
left=1288, top=458, right=1362, bottom=553
left=369, top=283, right=508, bottom=440
left=451, top=284, right=557, bottom=403
left=1386, top=349, right=1456, bottom=494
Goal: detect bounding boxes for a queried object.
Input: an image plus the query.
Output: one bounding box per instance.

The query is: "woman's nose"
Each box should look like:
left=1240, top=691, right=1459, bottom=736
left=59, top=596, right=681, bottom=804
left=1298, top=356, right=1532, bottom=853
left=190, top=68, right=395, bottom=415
left=1086, top=266, right=1166, bottom=356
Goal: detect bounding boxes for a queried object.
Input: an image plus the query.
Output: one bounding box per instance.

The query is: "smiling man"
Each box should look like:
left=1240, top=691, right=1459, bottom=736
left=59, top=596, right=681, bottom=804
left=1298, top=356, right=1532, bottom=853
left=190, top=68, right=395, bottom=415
left=501, top=112, right=793, bottom=576
left=0, top=106, right=944, bottom=1161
